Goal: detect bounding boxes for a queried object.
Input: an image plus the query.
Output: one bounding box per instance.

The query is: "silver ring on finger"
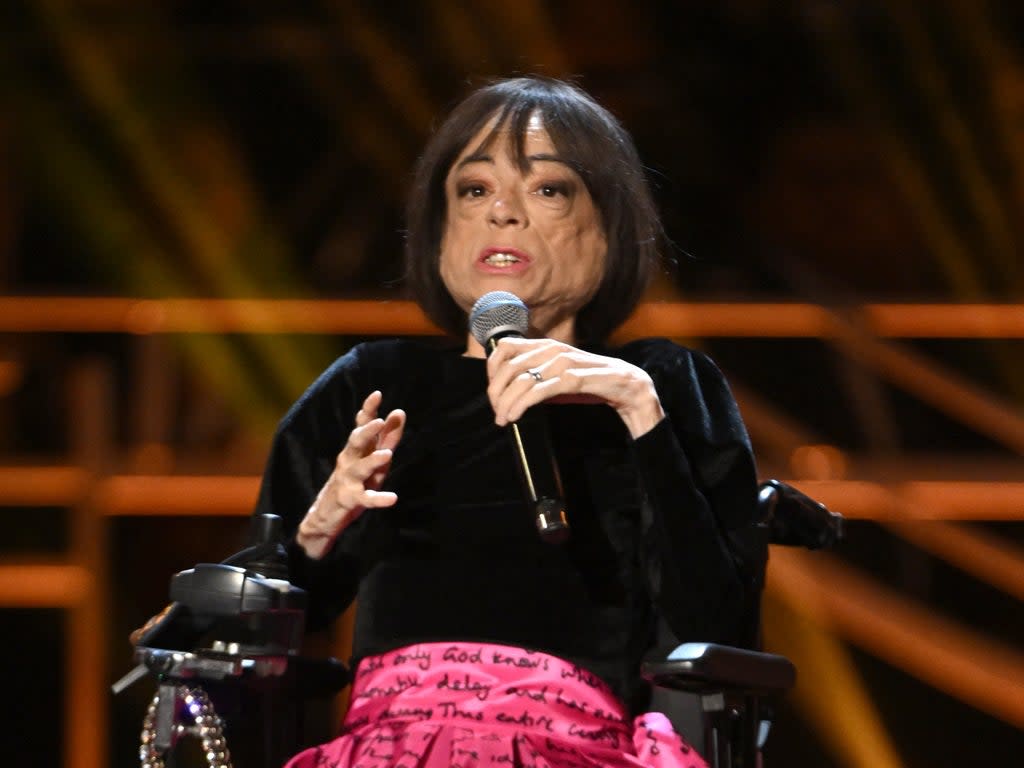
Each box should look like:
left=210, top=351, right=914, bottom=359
left=527, top=368, right=543, bottom=383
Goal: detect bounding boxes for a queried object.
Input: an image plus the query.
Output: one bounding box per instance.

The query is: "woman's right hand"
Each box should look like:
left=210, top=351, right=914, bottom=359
left=296, top=391, right=406, bottom=559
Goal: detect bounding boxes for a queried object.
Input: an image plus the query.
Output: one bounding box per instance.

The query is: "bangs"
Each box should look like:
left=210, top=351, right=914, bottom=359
left=465, top=92, right=590, bottom=179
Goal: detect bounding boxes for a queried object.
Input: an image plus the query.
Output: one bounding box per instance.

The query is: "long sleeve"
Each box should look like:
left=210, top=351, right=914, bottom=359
left=621, top=339, right=759, bottom=645
left=252, top=345, right=367, bottom=630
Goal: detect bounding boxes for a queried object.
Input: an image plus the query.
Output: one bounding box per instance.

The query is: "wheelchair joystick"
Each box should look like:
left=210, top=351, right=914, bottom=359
left=113, top=514, right=349, bottom=768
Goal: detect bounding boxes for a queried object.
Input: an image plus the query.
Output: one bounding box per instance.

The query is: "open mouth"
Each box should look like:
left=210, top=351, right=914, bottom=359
left=483, top=252, right=521, bottom=266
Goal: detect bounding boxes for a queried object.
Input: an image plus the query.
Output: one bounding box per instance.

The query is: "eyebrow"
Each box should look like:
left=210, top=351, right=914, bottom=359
left=454, top=152, right=571, bottom=170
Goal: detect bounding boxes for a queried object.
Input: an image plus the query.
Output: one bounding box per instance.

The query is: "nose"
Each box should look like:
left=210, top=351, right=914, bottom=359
left=488, top=192, right=526, bottom=228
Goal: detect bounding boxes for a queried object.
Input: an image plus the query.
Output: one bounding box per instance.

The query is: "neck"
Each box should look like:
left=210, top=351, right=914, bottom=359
left=463, top=335, right=487, bottom=358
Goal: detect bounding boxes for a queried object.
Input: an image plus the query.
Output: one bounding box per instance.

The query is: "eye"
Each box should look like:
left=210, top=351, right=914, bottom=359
left=457, top=183, right=488, bottom=198
left=538, top=182, right=569, bottom=198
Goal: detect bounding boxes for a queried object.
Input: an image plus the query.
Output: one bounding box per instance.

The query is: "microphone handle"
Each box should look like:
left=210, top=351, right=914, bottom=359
left=485, top=334, right=569, bottom=543
left=509, top=408, right=569, bottom=543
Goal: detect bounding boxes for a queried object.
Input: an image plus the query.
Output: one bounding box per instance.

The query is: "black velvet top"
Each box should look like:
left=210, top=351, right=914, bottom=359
left=253, top=337, right=759, bottom=712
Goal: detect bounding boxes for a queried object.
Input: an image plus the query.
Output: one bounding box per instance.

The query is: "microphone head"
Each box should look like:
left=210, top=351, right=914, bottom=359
left=469, top=291, right=530, bottom=347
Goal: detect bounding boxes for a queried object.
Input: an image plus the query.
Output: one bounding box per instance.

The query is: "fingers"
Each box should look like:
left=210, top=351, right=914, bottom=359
left=352, top=392, right=405, bottom=448
left=486, top=339, right=582, bottom=425
left=485, top=338, right=664, bottom=434
left=378, top=408, right=406, bottom=452
left=339, top=472, right=399, bottom=511
left=342, top=419, right=386, bottom=460
left=301, top=445, right=395, bottom=552
left=486, top=339, right=560, bottom=410
left=355, top=390, right=382, bottom=427
left=360, top=488, right=399, bottom=508
left=297, top=394, right=402, bottom=559
left=329, top=404, right=402, bottom=504
left=495, top=371, right=573, bottom=426
left=347, top=444, right=394, bottom=480
left=486, top=338, right=556, bottom=392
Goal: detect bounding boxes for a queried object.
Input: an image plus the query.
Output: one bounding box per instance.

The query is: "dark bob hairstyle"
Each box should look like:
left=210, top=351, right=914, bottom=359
left=405, top=76, right=663, bottom=344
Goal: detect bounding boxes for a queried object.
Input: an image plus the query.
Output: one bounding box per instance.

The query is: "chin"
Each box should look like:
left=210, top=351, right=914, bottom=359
left=474, top=281, right=530, bottom=302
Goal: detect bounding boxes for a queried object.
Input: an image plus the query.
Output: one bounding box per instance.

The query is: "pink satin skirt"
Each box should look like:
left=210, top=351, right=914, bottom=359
left=284, top=641, right=708, bottom=768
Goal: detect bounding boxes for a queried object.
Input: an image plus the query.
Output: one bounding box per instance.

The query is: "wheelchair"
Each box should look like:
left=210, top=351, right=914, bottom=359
left=644, top=479, right=843, bottom=768
left=116, top=480, right=841, bottom=768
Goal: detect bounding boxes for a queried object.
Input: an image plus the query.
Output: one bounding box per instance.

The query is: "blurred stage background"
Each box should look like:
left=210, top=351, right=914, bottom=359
left=1, top=1, right=1023, bottom=765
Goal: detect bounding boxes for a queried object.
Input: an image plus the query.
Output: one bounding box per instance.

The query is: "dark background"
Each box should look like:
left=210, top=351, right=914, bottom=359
left=1, top=1, right=1022, bottom=766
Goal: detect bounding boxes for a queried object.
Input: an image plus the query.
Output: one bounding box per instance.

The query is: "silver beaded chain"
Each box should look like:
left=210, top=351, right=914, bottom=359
left=139, top=684, right=233, bottom=768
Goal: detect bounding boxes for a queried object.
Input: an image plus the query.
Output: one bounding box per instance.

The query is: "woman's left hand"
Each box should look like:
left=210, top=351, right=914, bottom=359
left=486, top=337, right=665, bottom=439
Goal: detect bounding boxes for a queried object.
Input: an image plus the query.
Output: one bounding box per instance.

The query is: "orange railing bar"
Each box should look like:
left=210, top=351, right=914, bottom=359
left=0, top=563, right=92, bottom=607
left=769, top=548, right=1024, bottom=729
left=97, top=474, right=261, bottom=515
left=1, top=297, right=1023, bottom=337
left=797, top=479, right=1024, bottom=520
left=3, top=469, right=1024, bottom=520
left=0, top=466, right=92, bottom=505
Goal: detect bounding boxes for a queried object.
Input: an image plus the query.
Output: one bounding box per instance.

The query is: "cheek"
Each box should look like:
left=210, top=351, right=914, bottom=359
left=438, top=215, right=460, bottom=273
left=440, top=212, right=470, bottom=256
left=580, top=242, right=608, bottom=301
left=437, top=234, right=473, bottom=309
left=438, top=244, right=457, bottom=291
left=573, top=226, right=607, bottom=278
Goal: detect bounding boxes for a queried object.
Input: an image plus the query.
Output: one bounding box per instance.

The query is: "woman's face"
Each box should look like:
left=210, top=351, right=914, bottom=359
left=439, top=113, right=607, bottom=345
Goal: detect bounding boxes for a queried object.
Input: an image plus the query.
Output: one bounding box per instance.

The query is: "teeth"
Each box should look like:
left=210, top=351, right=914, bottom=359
left=485, top=252, right=520, bottom=265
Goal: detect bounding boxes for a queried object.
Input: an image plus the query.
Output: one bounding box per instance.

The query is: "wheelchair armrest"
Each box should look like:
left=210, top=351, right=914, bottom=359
left=641, top=642, right=795, bottom=696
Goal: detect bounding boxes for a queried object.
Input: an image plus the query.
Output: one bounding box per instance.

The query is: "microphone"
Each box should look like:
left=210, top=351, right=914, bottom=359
left=470, top=291, right=569, bottom=543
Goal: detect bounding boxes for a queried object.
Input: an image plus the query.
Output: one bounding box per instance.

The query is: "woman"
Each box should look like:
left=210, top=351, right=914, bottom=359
left=258, top=76, right=759, bottom=768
